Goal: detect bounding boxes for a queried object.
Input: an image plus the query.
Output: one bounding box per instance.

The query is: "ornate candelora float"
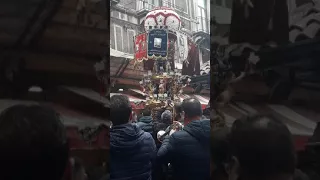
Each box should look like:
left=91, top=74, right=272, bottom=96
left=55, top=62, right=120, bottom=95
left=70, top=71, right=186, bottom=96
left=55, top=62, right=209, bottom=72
left=134, top=7, right=192, bottom=119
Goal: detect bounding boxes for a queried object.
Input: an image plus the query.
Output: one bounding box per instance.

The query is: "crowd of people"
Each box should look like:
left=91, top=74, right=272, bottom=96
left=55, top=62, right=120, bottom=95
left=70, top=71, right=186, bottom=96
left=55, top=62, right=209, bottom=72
left=211, top=114, right=320, bottom=180
left=109, top=95, right=211, bottom=180
left=1, top=97, right=319, bottom=180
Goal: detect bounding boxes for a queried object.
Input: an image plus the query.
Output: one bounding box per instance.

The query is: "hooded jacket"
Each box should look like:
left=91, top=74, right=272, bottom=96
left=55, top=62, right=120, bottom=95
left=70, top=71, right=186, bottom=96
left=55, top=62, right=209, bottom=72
left=137, top=116, right=154, bottom=134
left=110, top=123, right=156, bottom=180
left=157, top=119, right=211, bottom=180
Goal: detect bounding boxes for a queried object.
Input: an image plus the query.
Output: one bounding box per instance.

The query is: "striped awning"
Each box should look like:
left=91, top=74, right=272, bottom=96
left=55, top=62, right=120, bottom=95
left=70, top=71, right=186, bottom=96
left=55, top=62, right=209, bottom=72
left=110, top=48, right=134, bottom=59
left=178, top=94, right=209, bottom=109
left=129, top=89, right=146, bottom=96
left=194, top=95, right=210, bottom=105
left=62, top=86, right=110, bottom=106
left=221, top=102, right=318, bottom=136
left=110, top=93, right=146, bottom=102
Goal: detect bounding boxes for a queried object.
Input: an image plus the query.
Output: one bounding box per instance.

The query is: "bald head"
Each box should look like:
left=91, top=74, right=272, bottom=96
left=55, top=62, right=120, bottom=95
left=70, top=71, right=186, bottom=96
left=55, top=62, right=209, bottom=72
left=181, top=98, right=202, bottom=119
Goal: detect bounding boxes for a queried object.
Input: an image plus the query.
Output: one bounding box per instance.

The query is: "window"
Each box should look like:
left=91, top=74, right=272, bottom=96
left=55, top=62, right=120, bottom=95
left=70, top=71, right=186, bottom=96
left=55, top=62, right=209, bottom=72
left=137, top=0, right=159, bottom=11
left=197, top=6, right=208, bottom=32
left=112, top=11, right=119, bottom=18
left=110, top=23, right=115, bottom=49
left=119, top=12, right=127, bottom=21
left=123, top=0, right=136, bottom=10
left=114, top=25, right=123, bottom=51
left=190, top=0, right=195, bottom=18
left=198, top=0, right=205, bottom=7
left=174, top=0, right=189, bottom=14
left=127, top=30, right=136, bottom=54
left=181, top=18, right=191, bottom=30
left=162, top=0, right=170, bottom=7
left=128, top=16, right=138, bottom=24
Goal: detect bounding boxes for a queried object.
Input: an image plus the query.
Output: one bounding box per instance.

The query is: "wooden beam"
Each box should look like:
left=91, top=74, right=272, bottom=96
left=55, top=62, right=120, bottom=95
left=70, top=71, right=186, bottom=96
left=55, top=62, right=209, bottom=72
left=25, top=70, right=99, bottom=90
left=232, top=80, right=270, bottom=95
left=24, top=52, right=96, bottom=75
left=52, top=7, right=107, bottom=30
left=42, top=21, right=108, bottom=44
left=52, top=88, right=108, bottom=120
left=111, top=77, right=140, bottom=86
left=28, top=39, right=103, bottom=60
left=36, top=36, right=105, bottom=58
left=15, top=0, right=63, bottom=47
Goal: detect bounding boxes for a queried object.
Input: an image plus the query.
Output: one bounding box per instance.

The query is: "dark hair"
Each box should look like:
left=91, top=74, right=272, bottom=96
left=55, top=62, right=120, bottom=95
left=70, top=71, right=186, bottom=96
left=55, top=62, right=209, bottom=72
left=181, top=98, right=202, bottom=118
left=110, top=95, right=132, bottom=125
left=161, top=110, right=172, bottom=124
left=142, top=108, right=151, bottom=116
left=0, top=104, right=69, bottom=180
left=228, top=114, right=296, bottom=178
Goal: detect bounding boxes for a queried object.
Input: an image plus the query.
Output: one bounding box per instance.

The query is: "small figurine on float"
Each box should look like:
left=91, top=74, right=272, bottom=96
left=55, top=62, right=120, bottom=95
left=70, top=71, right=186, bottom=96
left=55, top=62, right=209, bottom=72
left=159, top=79, right=165, bottom=95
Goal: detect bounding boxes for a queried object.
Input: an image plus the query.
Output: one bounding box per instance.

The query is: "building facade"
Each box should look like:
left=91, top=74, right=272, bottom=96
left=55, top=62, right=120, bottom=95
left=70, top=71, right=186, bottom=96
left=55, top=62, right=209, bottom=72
left=211, top=0, right=315, bottom=37
left=110, top=0, right=210, bottom=64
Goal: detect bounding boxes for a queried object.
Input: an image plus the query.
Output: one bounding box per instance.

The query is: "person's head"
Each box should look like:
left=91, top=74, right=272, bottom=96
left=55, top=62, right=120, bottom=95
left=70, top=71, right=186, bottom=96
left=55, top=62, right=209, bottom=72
left=226, top=114, right=296, bottom=180
left=181, top=98, right=203, bottom=124
left=110, top=95, right=132, bottom=126
left=211, top=127, right=230, bottom=180
left=71, top=157, right=87, bottom=180
left=161, top=110, right=172, bottom=125
left=0, top=104, right=69, bottom=180
left=142, top=108, right=151, bottom=116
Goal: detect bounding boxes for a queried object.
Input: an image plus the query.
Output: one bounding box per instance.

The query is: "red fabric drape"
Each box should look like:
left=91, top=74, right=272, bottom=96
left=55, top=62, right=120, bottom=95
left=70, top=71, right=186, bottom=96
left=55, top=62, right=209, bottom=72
left=182, top=40, right=200, bottom=76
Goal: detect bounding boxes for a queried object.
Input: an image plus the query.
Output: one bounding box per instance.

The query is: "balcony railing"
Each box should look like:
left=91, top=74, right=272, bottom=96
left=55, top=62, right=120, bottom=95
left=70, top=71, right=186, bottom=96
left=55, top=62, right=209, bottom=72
left=136, top=0, right=158, bottom=15
left=136, top=0, right=188, bottom=17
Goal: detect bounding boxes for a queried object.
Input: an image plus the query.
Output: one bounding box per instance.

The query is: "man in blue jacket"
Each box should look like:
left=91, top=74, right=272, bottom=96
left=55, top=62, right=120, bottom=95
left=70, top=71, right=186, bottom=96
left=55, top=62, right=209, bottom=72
left=137, top=108, right=154, bottom=134
left=110, top=95, right=156, bottom=180
left=157, top=98, right=211, bottom=180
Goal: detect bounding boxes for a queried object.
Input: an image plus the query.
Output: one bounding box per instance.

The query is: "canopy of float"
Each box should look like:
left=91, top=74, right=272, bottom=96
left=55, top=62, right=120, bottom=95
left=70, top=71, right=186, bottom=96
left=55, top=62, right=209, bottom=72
left=110, top=93, right=146, bottom=109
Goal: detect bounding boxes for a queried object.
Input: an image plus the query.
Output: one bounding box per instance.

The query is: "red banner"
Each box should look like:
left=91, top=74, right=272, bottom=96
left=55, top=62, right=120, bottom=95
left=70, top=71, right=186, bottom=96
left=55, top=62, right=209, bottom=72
left=134, top=33, right=148, bottom=62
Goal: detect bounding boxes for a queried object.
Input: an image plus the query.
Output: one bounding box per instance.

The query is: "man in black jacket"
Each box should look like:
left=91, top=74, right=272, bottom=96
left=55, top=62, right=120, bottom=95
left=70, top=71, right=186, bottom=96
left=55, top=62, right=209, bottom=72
left=110, top=95, right=156, bottom=180
left=157, top=98, right=210, bottom=180
left=137, top=108, right=154, bottom=134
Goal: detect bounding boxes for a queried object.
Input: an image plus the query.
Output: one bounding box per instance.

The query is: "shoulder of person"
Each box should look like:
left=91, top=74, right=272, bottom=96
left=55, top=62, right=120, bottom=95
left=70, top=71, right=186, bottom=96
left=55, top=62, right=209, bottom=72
left=142, top=130, right=155, bottom=140
left=136, top=121, right=145, bottom=126
left=170, top=130, right=188, bottom=140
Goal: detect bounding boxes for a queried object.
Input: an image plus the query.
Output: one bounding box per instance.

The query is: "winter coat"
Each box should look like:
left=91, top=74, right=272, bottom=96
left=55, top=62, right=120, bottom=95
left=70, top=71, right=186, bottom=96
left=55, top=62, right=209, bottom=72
left=152, top=122, right=171, bottom=148
left=157, top=119, right=211, bottom=180
left=137, top=116, right=154, bottom=134
left=110, top=123, right=156, bottom=180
